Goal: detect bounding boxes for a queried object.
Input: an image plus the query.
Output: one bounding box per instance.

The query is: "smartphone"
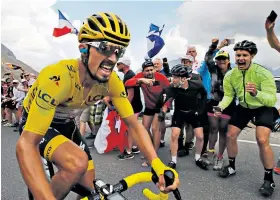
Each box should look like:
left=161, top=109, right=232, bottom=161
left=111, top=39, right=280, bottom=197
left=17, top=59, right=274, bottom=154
left=213, top=106, right=222, bottom=113
left=267, top=10, right=277, bottom=23
left=226, top=39, right=235, bottom=45
left=153, top=80, right=160, bottom=86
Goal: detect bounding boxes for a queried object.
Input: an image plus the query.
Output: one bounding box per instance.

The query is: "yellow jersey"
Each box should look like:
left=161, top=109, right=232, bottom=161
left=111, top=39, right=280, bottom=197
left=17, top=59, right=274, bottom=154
left=23, top=59, right=134, bottom=136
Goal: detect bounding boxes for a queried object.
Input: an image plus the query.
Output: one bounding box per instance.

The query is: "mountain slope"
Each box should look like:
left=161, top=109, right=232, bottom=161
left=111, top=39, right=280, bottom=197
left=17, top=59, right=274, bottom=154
left=1, top=43, right=38, bottom=80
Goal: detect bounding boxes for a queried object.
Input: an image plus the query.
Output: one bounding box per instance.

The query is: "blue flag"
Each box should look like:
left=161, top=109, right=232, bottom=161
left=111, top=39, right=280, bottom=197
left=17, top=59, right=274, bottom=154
left=146, top=23, right=165, bottom=59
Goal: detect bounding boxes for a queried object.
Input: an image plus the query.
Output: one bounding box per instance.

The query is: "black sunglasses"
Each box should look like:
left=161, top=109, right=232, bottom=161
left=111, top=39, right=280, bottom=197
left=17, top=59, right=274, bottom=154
left=85, top=41, right=126, bottom=59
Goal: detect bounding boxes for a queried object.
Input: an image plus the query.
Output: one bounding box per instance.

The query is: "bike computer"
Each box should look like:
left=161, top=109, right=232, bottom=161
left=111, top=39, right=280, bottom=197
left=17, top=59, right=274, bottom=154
left=107, top=193, right=127, bottom=200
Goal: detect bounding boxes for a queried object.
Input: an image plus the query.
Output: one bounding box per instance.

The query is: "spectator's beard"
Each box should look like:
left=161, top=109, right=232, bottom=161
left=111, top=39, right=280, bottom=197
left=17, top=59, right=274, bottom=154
left=145, top=73, right=154, bottom=79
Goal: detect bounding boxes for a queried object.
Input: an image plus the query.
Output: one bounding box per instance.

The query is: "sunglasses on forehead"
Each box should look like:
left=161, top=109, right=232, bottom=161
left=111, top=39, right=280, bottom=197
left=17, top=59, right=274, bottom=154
left=85, top=41, right=126, bottom=59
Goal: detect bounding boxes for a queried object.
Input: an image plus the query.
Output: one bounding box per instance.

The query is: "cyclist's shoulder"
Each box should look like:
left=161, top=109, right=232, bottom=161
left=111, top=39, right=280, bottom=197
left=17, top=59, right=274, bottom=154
left=108, top=71, right=126, bottom=95
left=251, top=62, right=274, bottom=79
left=40, top=59, right=78, bottom=78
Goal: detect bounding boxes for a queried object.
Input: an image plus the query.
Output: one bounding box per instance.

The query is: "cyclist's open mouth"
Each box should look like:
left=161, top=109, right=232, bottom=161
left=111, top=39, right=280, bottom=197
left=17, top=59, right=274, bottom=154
left=99, top=61, right=114, bottom=76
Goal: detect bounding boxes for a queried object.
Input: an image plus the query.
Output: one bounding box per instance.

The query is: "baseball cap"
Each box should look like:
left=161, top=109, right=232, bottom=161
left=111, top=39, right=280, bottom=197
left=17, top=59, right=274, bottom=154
left=12, top=79, right=19, bottom=83
left=1, top=78, right=6, bottom=82
left=142, top=60, right=154, bottom=69
left=21, top=79, right=27, bottom=83
left=215, top=50, right=230, bottom=59
left=181, top=55, right=194, bottom=62
left=117, top=57, right=131, bottom=66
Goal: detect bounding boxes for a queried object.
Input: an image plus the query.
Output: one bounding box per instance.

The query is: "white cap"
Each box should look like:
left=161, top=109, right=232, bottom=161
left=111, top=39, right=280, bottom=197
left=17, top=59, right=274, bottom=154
left=117, top=57, right=131, bottom=67
left=1, top=78, right=6, bottom=82
left=181, top=55, right=194, bottom=62
left=12, top=79, right=19, bottom=83
left=21, top=79, right=27, bottom=83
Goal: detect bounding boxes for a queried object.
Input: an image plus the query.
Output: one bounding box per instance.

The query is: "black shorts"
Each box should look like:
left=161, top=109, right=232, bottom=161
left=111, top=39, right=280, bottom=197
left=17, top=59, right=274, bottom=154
left=19, top=109, right=94, bottom=171
left=206, top=99, right=235, bottom=117
left=143, top=107, right=160, bottom=116
left=2, top=101, right=16, bottom=110
left=172, top=110, right=204, bottom=129
left=229, top=105, right=278, bottom=130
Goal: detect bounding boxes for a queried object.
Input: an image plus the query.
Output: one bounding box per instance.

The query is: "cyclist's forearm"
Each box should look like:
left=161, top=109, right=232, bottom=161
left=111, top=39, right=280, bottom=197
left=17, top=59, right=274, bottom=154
left=128, top=121, right=157, bottom=162
left=16, top=137, right=55, bottom=200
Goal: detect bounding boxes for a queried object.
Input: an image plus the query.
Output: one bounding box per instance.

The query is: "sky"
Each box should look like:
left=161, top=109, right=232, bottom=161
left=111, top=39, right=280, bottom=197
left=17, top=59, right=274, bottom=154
left=1, top=0, right=280, bottom=75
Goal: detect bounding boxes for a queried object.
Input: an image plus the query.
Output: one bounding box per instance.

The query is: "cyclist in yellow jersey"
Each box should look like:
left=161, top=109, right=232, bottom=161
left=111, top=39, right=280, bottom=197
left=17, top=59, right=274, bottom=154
left=15, top=12, right=179, bottom=200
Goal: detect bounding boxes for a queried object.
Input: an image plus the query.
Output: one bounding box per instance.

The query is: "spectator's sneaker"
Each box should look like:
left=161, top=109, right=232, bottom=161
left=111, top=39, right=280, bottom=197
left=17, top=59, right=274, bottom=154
left=205, top=153, right=216, bottom=166
left=259, top=180, right=275, bottom=197
left=274, top=159, right=280, bottom=175
left=160, top=141, right=165, bottom=148
left=196, top=158, right=208, bottom=170
left=213, top=158, right=224, bottom=171
left=219, top=165, right=236, bottom=178
left=177, top=149, right=189, bottom=157
left=3, top=123, right=13, bottom=127
left=168, top=161, right=176, bottom=169
left=201, top=151, right=208, bottom=158
left=117, top=150, right=134, bottom=160
left=11, top=122, right=19, bottom=127
left=1, top=119, right=7, bottom=124
left=274, top=166, right=280, bottom=175
left=132, top=147, right=140, bottom=154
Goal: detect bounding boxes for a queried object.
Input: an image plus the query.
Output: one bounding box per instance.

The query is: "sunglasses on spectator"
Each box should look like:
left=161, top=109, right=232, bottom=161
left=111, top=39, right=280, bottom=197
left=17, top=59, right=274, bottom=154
left=216, top=56, right=228, bottom=61
left=84, top=41, right=126, bottom=59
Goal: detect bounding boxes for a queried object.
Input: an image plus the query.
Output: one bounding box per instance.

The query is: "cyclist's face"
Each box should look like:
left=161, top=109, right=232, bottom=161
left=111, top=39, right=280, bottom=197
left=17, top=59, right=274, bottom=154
left=235, top=50, right=253, bottom=70
left=143, top=66, right=155, bottom=79
left=87, top=46, right=118, bottom=83
left=172, top=76, right=180, bottom=87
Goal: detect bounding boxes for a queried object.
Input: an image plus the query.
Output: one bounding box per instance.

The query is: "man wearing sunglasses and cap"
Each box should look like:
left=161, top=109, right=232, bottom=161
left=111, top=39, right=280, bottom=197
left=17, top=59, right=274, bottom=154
left=16, top=12, right=179, bottom=200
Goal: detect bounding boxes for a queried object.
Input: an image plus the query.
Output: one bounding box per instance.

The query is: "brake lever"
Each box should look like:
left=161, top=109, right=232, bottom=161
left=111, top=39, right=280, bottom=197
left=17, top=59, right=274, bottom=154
left=151, top=169, right=182, bottom=200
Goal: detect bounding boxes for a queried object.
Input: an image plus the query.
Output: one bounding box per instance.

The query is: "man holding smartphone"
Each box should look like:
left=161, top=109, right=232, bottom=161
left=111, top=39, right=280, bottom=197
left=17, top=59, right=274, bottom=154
left=125, top=60, right=170, bottom=166
left=265, top=10, right=280, bottom=53
left=214, top=40, right=277, bottom=197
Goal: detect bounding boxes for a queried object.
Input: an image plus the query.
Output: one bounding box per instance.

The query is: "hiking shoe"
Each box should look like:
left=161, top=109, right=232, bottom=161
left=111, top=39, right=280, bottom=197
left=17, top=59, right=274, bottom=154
left=259, top=180, right=275, bottom=197
left=219, top=165, right=236, bottom=178
left=117, top=150, right=134, bottom=160
left=168, top=161, right=176, bottom=169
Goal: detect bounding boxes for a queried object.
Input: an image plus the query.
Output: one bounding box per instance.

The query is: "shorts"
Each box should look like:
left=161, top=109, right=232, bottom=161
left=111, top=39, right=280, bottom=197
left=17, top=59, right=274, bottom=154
left=229, top=105, right=278, bottom=130
left=143, top=107, right=160, bottom=116
left=3, top=101, right=16, bottom=110
left=19, top=109, right=94, bottom=171
left=172, top=110, right=204, bottom=129
left=80, top=107, right=90, bottom=122
left=206, top=99, right=235, bottom=119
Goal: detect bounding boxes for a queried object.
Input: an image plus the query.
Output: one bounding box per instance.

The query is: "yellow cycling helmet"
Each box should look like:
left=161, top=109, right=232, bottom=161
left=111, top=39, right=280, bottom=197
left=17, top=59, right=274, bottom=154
left=78, top=12, right=130, bottom=47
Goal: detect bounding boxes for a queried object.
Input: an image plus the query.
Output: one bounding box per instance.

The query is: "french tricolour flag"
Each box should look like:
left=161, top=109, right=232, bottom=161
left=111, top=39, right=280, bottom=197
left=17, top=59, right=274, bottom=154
left=53, top=10, right=78, bottom=37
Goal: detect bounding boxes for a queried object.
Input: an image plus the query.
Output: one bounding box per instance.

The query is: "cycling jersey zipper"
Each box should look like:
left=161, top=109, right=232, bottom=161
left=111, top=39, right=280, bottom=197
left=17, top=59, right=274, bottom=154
left=242, top=71, right=249, bottom=108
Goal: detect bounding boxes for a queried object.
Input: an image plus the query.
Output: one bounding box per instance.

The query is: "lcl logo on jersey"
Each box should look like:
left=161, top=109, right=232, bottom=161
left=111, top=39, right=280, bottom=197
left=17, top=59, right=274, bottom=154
left=85, top=95, right=104, bottom=106
left=35, top=89, right=58, bottom=110
left=120, top=91, right=127, bottom=98
left=49, top=76, right=60, bottom=86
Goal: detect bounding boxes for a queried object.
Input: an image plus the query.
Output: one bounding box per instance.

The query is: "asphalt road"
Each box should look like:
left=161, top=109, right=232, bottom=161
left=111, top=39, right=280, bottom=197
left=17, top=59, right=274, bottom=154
left=1, top=125, right=280, bottom=200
